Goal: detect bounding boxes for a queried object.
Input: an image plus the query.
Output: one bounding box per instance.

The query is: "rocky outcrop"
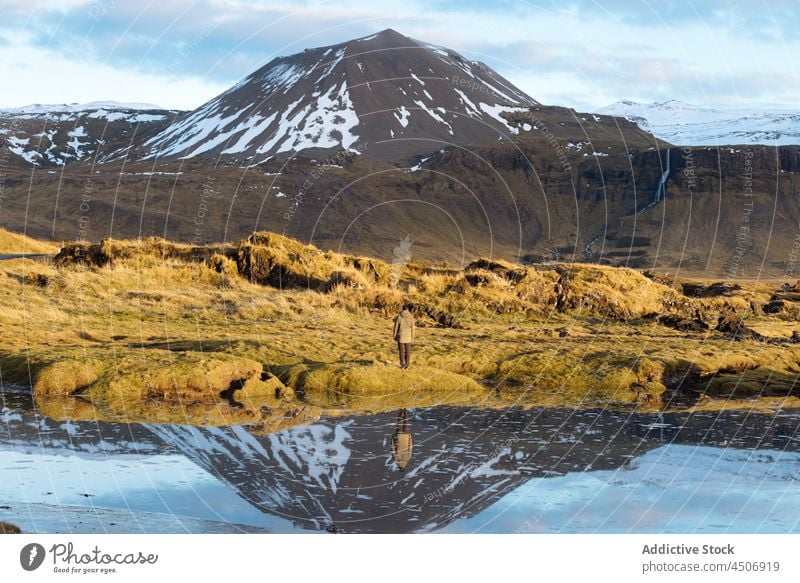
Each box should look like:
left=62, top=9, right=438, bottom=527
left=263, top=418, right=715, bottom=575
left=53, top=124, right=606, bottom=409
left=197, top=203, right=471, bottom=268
left=715, top=311, right=765, bottom=341
left=236, top=231, right=391, bottom=290
left=0, top=521, right=21, bottom=534
left=54, top=237, right=235, bottom=268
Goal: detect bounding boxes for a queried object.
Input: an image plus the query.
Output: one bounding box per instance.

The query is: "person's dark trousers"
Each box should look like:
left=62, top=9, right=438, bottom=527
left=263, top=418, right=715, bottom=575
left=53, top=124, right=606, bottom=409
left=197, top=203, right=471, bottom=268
left=398, top=342, right=412, bottom=368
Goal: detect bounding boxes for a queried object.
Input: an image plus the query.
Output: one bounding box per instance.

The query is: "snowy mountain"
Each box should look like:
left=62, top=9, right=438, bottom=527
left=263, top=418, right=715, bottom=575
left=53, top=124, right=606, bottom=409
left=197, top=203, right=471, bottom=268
left=137, top=28, right=540, bottom=163
left=598, top=100, right=800, bottom=146
left=0, top=102, right=179, bottom=166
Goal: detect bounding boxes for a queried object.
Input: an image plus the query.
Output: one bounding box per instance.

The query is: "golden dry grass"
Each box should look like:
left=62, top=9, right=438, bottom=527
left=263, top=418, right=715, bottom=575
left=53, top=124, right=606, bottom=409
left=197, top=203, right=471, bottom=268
left=2, top=230, right=800, bottom=427
left=0, top=227, right=59, bottom=254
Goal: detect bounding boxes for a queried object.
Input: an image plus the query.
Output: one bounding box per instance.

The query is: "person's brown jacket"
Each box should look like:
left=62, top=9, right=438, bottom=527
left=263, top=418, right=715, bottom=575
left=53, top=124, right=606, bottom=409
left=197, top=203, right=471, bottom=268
left=393, top=309, right=415, bottom=343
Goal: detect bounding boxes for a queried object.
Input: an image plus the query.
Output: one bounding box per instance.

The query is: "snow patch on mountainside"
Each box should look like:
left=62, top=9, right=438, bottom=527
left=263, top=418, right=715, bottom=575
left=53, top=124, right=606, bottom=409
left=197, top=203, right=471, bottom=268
left=7, top=136, right=41, bottom=165
left=145, top=59, right=361, bottom=159
left=66, top=126, right=90, bottom=160
left=145, top=104, right=240, bottom=158
left=394, top=106, right=411, bottom=128
left=453, top=88, right=481, bottom=118
left=88, top=110, right=167, bottom=123
left=0, top=100, right=177, bottom=166
left=221, top=112, right=279, bottom=154
left=413, top=99, right=453, bottom=134
left=280, top=80, right=360, bottom=152
left=479, top=103, right=529, bottom=135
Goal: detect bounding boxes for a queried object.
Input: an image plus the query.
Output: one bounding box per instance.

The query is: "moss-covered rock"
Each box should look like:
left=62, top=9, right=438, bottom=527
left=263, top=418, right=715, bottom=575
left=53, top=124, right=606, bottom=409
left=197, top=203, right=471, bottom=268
left=33, top=351, right=266, bottom=420
left=0, top=521, right=21, bottom=534
left=34, top=358, right=106, bottom=397
left=88, top=353, right=263, bottom=405
left=279, top=362, right=485, bottom=398
left=493, top=352, right=668, bottom=406
left=245, top=373, right=291, bottom=396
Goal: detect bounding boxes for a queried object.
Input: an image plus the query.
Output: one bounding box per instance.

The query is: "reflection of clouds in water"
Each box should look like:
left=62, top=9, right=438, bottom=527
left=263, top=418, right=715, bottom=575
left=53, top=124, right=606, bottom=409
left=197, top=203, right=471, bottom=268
left=443, top=445, right=800, bottom=534
left=0, top=450, right=208, bottom=506
left=0, top=450, right=290, bottom=530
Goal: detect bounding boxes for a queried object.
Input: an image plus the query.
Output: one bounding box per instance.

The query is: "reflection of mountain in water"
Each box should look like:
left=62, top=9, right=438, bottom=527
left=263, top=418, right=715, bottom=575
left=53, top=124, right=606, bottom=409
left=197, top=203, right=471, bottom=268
left=2, top=398, right=799, bottom=533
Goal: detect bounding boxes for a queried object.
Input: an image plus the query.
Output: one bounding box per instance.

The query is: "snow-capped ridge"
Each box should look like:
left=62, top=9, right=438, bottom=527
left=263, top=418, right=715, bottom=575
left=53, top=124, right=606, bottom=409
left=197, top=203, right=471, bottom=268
left=0, top=101, right=177, bottom=167
left=599, top=99, right=800, bottom=146
left=0, top=101, right=168, bottom=114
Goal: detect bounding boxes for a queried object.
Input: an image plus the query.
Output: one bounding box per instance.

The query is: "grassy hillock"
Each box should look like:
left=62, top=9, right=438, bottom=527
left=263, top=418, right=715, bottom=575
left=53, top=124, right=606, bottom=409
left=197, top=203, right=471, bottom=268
left=1, top=228, right=799, bottom=428
left=0, top=227, right=59, bottom=254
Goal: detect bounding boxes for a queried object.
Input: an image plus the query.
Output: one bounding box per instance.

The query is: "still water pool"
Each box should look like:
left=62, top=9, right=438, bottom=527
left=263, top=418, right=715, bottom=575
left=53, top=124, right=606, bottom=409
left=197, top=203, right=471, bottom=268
left=2, top=388, right=799, bottom=533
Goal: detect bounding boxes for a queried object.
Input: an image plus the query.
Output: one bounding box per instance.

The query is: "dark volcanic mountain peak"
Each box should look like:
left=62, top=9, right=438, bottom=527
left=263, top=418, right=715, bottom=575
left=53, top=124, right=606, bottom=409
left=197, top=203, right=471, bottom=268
left=137, top=29, right=540, bottom=163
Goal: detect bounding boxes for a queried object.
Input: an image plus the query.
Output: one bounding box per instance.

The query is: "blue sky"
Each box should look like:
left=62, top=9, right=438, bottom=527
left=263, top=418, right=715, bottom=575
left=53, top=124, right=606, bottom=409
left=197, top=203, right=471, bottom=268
left=1, top=0, right=798, bottom=111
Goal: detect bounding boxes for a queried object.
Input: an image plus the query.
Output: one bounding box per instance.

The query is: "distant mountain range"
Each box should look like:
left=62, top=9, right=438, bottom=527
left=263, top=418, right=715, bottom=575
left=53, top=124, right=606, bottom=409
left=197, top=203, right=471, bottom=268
left=0, top=101, right=178, bottom=166
left=1, top=29, right=800, bottom=276
left=3, top=41, right=800, bottom=170
left=0, top=101, right=166, bottom=115
left=599, top=99, right=800, bottom=146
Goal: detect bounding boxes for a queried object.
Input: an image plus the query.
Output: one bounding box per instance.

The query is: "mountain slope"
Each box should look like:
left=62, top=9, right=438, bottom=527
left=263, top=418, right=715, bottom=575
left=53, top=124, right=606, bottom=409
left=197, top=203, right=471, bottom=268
left=599, top=100, right=800, bottom=146
left=137, top=28, right=540, bottom=163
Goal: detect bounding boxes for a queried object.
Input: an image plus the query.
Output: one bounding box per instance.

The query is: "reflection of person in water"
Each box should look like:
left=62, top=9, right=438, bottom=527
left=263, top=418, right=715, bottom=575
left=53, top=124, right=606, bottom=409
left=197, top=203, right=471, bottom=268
left=392, top=408, right=413, bottom=471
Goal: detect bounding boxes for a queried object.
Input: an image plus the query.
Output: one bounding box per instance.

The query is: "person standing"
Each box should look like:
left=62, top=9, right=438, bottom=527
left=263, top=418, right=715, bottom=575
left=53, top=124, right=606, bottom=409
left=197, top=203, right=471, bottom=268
left=393, top=303, right=415, bottom=369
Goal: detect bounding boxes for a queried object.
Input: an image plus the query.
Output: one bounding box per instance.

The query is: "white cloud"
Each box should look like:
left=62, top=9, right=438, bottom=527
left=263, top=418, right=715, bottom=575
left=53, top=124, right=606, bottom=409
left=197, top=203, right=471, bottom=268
left=1, top=0, right=799, bottom=111
left=0, top=40, right=226, bottom=110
